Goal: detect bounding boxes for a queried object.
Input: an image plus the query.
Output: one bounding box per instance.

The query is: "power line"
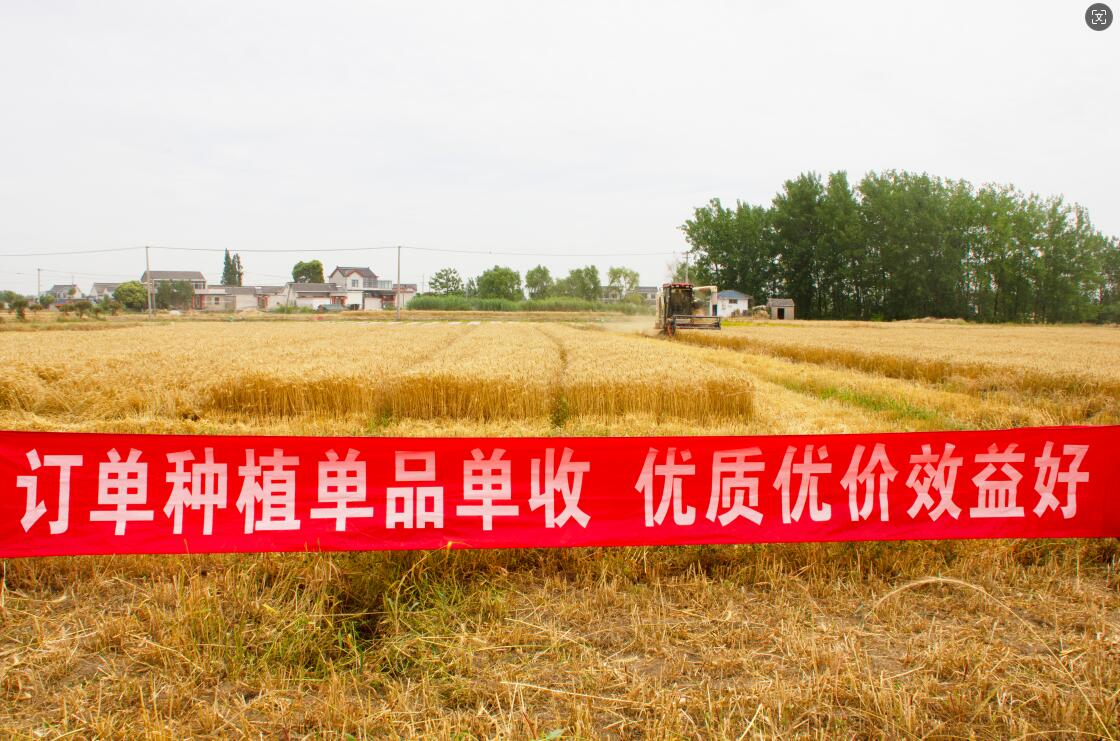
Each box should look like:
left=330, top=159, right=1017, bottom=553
left=0, top=246, right=144, bottom=258
left=152, top=245, right=400, bottom=254
left=404, top=246, right=675, bottom=257
left=1, top=244, right=676, bottom=259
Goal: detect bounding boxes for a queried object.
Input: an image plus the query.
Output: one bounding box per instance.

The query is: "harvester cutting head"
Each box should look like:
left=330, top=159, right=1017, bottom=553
left=655, top=283, right=722, bottom=336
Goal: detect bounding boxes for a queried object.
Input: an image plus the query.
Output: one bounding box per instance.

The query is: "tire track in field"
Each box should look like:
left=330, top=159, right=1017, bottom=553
left=533, top=325, right=572, bottom=430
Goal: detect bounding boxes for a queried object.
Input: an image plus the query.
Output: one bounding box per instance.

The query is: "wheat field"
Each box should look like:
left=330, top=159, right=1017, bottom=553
left=1, top=316, right=1118, bottom=739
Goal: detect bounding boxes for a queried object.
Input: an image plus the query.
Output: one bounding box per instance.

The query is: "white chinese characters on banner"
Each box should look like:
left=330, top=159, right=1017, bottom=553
left=236, top=449, right=301, bottom=533
left=7, top=439, right=1094, bottom=540
left=164, top=448, right=228, bottom=535
left=635, top=447, right=696, bottom=527
left=311, top=449, right=373, bottom=531
left=458, top=448, right=517, bottom=530
left=707, top=448, right=764, bottom=525
left=775, top=445, right=832, bottom=524
left=529, top=447, right=590, bottom=528
left=970, top=444, right=1026, bottom=518
left=905, top=443, right=963, bottom=521
left=18, top=450, right=83, bottom=534
left=842, top=443, right=897, bottom=522
left=89, top=448, right=154, bottom=535
left=1033, top=442, right=1087, bottom=519
left=386, top=451, right=445, bottom=529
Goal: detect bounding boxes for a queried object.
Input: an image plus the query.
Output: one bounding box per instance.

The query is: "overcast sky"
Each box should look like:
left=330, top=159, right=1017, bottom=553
left=1, top=1, right=1116, bottom=295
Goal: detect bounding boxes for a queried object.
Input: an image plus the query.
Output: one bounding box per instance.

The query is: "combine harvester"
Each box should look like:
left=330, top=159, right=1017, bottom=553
left=655, top=282, right=721, bottom=336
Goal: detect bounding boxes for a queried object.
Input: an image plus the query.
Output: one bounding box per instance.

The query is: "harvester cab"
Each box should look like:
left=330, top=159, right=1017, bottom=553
left=655, top=283, right=722, bottom=336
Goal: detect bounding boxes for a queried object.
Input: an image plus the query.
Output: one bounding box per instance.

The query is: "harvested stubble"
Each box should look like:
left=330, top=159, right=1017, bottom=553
left=1, top=540, right=1117, bottom=738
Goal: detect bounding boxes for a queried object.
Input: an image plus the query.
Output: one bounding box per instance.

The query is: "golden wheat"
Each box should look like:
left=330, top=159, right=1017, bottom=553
left=2, top=316, right=1118, bottom=739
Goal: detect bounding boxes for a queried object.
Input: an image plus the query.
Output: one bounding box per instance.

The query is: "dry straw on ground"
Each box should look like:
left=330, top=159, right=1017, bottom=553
left=1, top=316, right=1118, bottom=738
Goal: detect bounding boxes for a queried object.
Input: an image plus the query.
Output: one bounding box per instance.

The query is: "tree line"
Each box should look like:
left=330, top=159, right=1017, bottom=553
left=426, top=264, right=644, bottom=303
left=682, top=170, right=1120, bottom=322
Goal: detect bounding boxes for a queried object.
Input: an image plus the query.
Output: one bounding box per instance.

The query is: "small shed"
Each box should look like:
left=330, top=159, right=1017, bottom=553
left=714, top=290, right=750, bottom=317
left=766, top=297, right=795, bottom=320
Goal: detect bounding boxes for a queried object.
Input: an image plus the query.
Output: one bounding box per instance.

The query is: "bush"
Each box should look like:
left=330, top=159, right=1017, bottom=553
left=271, top=305, right=315, bottom=314
left=406, top=294, right=652, bottom=314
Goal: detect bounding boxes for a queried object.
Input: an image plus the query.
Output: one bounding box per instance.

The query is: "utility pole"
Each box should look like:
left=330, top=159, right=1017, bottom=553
left=145, top=245, right=154, bottom=317
left=36, top=268, right=41, bottom=300
left=684, top=252, right=690, bottom=284
left=395, top=245, right=402, bottom=322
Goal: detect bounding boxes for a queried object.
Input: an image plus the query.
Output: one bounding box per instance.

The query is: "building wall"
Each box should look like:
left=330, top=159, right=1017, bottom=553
left=716, top=297, right=748, bottom=317
left=232, top=293, right=257, bottom=311
left=770, top=305, right=794, bottom=320
left=294, top=295, right=333, bottom=309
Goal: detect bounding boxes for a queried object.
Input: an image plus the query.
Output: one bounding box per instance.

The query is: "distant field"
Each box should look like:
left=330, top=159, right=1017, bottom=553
left=679, top=319, right=1120, bottom=426
left=1, top=318, right=1117, bottom=737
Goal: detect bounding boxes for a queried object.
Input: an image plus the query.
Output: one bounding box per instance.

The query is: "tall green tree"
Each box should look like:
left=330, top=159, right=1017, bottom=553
left=476, top=266, right=523, bottom=300
left=525, top=265, right=554, bottom=299
left=817, top=172, right=864, bottom=318
left=682, top=199, right=776, bottom=299
left=292, top=260, right=324, bottom=283
left=681, top=168, right=1117, bottom=323
left=770, top=173, right=825, bottom=317
left=114, top=281, right=148, bottom=311
left=607, top=266, right=640, bottom=295
left=553, top=266, right=601, bottom=301
left=221, top=249, right=244, bottom=286
left=429, top=267, right=464, bottom=295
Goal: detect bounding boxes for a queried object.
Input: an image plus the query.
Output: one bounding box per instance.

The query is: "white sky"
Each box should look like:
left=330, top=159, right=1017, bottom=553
left=1, top=1, right=1116, bottom=295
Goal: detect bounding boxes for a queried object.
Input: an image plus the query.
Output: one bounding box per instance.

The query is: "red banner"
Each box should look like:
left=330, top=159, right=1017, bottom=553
left=1, top=427, right=1118, bottom=558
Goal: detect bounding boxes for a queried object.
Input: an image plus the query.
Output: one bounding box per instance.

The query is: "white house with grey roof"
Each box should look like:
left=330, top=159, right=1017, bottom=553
left=47, top=284, right=82, bottom=303
left=328, top=266, right=415, bottom=309
left=88, top=282, right=121, bottom=302
left=328, top=266, right=394, bottom=309
left=714, top=290, right=751, bottom=317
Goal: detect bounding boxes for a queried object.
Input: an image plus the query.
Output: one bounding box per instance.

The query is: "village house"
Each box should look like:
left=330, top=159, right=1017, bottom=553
left=394, top=283, right=418, bottom=308
left=766, top=297, right=795, bottom=320
left=634, top=286, right=659, bottom=305
left=601, top=286, right=623, bottom=302
left=193, top=286, right=260, bottom=312
left=140, top=270, right=207, bottom=291
left=328, top=266, right=395, bottom=309
left=250, top=286, right=282, bottom=310
left=88, top=283, right=120, bottom=302
left=273, top=281, right=347, bottom=310
left=47, top=284, right=82, bottom=303
left=714, top=290, right=751, bottom=317
left=327, top=266, right=416, bottom=309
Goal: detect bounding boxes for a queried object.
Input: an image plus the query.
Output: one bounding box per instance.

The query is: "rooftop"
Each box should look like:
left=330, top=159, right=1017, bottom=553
left=142, top=270, right=206, bottom=281
left=331, top=266, right=378, bottom=279
left=288, top=282, right=345, bottom=293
